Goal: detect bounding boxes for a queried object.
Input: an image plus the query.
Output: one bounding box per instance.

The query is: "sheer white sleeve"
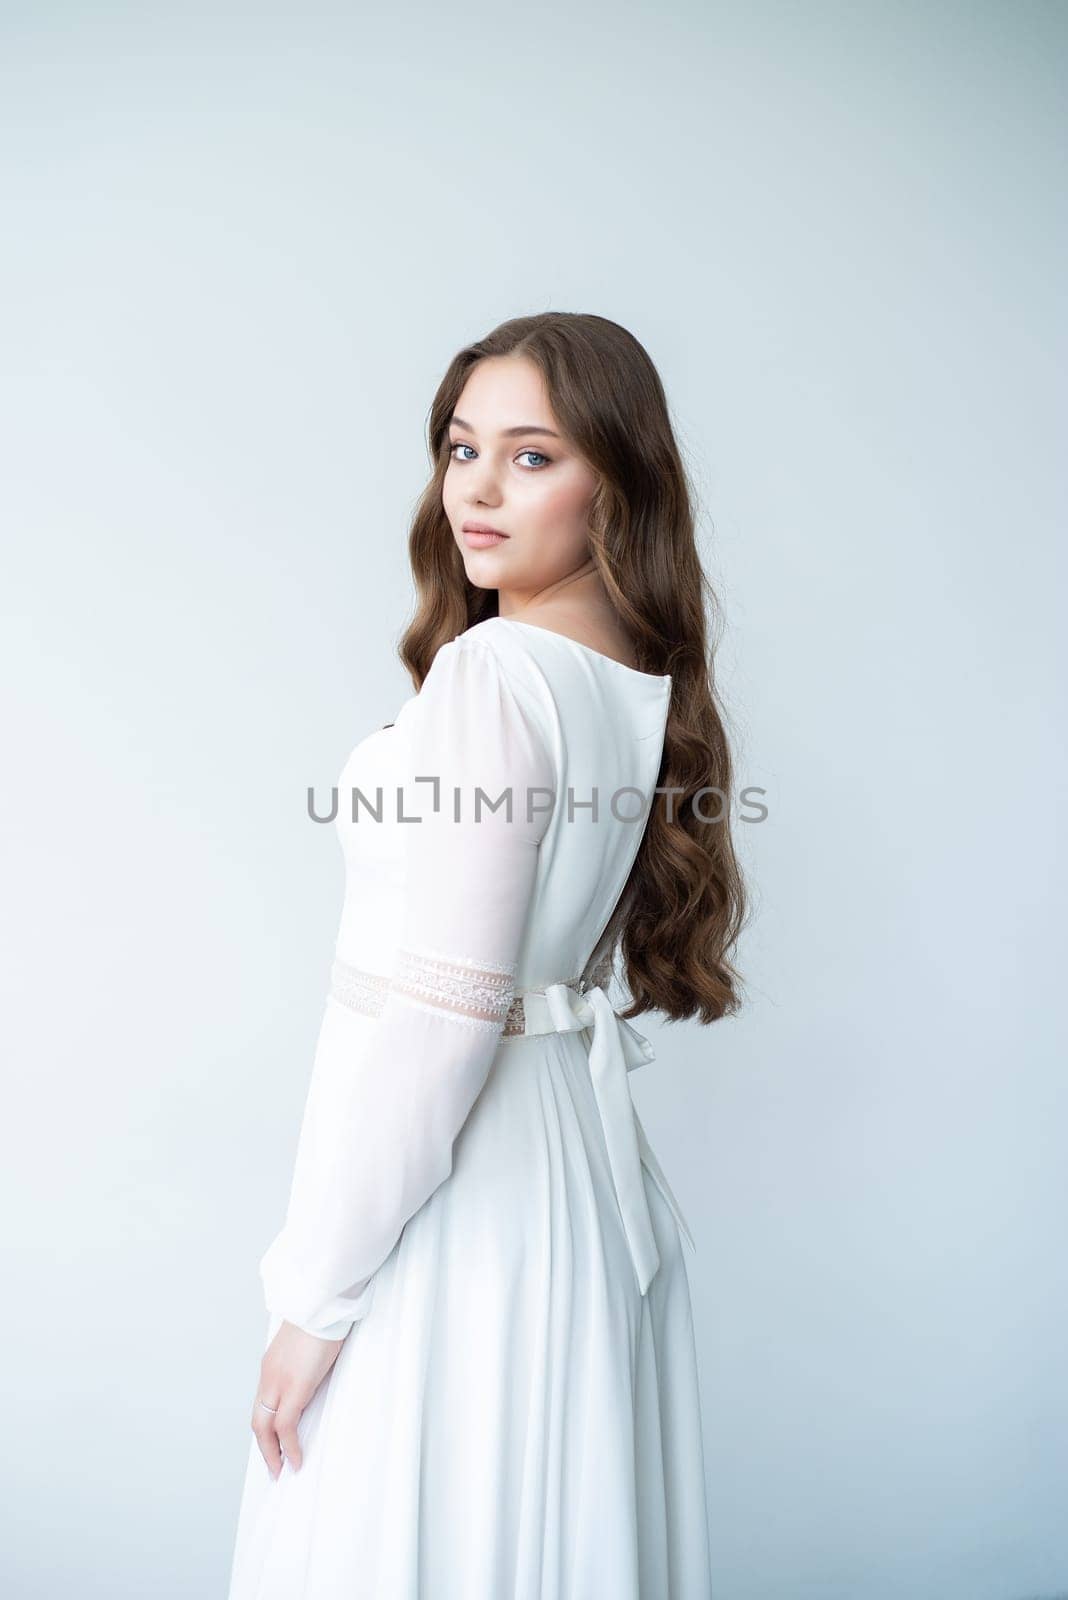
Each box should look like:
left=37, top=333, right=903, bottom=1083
left=258, top=635, right=556, bottom=1341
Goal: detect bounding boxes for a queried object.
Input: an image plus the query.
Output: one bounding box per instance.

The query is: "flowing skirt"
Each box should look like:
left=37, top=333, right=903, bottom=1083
left=227, top=1026, right=713, bottom=1599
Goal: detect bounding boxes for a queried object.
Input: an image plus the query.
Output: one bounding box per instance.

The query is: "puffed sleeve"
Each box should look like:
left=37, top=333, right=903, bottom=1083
left=258, top=634, right=556, bottom=1340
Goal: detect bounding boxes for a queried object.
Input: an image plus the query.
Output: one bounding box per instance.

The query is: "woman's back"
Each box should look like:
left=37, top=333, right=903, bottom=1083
left=333, top=614, right=674, bottom=988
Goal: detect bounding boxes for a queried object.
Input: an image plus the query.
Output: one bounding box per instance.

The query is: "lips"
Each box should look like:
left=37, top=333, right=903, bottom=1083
left=462, top=521, right=509, bottom=549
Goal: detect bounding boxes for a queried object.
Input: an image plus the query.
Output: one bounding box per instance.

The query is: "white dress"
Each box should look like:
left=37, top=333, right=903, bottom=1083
left=227, top=615, right=713, bottom=1599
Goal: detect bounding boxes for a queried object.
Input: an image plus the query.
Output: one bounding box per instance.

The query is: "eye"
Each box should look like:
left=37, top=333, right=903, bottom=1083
left=446, top=441, right=553, bottom=470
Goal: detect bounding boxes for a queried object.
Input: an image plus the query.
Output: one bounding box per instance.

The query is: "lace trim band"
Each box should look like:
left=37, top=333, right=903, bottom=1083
left=395, top=949, right=515, bottom=1026
left=329, top=955, right=587, bottom=1037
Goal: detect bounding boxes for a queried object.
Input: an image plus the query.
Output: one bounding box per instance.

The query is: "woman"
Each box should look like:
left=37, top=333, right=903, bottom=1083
left=228, top=311, right=747, bottom=1598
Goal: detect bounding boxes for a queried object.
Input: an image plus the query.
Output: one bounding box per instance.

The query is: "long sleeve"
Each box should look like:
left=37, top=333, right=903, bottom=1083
left=258, top=635, right=556, bottom=1341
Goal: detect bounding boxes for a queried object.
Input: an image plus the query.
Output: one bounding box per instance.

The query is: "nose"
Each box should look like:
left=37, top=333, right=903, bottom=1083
left=462, top=457, right=505, bottom=507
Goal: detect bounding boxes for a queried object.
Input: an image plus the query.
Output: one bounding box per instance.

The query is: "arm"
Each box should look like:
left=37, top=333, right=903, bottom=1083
left=258, top=634, right=556, bottom=1340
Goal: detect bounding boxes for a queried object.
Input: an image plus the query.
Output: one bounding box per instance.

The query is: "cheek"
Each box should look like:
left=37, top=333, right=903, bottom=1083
left=530, top=470, right=597, bottom=560
left=441, top=469, right=458, bottom=516
left=525, top=471, right=594, bottom=534
left=519, top=480, right=592, bottom=569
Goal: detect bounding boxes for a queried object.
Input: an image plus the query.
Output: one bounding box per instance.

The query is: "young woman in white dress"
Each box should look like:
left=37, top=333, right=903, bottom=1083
left=228, top=311, right=747, bottom=1599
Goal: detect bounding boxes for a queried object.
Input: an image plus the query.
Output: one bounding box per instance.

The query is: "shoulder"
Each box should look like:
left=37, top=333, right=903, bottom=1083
left=419, top=620, right=555, bottom=748
left=418, top=615, right=531, bottom=681
left=420, top=617, right=515, bottom=676
left=454, top=616, right=525, bottom=665
left=433, top=617, right=546, bottom=695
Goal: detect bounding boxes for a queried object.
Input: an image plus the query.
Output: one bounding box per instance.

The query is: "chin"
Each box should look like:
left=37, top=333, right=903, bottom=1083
left=461, top=552, right=511, bottom=580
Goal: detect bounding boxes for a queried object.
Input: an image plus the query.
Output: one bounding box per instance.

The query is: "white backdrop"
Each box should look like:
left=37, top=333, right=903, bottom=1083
left=2, top=4, right=1065, bottom=1597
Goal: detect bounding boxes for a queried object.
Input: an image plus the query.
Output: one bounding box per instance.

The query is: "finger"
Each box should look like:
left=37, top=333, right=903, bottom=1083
left=276, top=1405, right=304, bottom=1473
left=251, top=1407, right=283, bottom=1479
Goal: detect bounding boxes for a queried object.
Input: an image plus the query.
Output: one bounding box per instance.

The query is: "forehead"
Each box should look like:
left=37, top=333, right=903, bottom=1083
left=450, top=356, right=558, bottom=435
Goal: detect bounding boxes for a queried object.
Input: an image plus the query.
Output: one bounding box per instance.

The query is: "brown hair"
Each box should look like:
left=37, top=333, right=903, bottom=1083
left=399, top=311, right=748, bottom=1025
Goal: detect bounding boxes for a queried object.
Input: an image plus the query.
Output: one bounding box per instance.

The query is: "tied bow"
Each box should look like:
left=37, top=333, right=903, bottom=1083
left=538, top=982, right=695, bottom=1296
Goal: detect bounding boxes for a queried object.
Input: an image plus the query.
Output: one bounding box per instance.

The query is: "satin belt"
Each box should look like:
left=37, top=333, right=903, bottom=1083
left=517, top=982, right=696, bottom=1297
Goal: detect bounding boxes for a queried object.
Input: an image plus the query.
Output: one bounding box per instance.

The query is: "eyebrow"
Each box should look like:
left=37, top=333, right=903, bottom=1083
left=448, top=414, right=561, bottom=439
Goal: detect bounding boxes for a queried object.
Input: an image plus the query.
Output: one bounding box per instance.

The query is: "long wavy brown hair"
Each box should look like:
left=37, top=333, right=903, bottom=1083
left=398, top=311, right=748, bottom=1025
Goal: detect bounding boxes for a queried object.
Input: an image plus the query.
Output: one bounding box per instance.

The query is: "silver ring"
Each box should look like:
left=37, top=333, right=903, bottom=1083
left=258, top=1401, right=279, bottom=1413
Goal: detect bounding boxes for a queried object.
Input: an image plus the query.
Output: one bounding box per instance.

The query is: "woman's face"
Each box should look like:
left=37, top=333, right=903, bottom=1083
left=441, top=355, right=599, bottom=603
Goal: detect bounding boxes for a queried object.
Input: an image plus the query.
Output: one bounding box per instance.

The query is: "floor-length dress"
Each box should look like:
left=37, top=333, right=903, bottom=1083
left=227, top=615, right=714, bottom=1599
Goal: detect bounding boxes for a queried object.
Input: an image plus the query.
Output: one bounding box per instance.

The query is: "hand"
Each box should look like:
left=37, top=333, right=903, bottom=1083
left=251, top=1319, right=345, bottom=1478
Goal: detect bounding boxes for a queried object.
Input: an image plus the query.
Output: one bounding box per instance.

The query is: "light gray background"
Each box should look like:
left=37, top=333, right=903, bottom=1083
left=2, top=3, right=1064, bottom=1597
